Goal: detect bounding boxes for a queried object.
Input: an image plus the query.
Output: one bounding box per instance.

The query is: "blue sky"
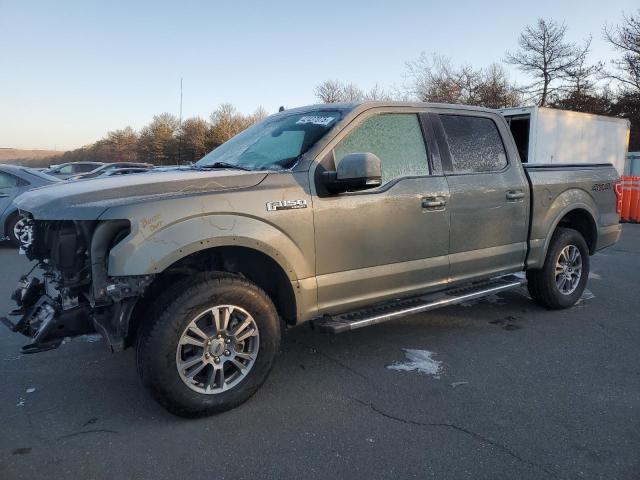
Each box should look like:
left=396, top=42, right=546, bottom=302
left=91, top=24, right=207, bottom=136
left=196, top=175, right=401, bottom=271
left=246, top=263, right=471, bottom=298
left=0, top=0, right=637, bottom=150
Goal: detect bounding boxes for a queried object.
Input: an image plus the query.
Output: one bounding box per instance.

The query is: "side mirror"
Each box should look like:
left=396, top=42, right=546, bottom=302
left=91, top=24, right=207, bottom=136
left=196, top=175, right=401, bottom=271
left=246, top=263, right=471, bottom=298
left=323, top=152, right=382, bottom=193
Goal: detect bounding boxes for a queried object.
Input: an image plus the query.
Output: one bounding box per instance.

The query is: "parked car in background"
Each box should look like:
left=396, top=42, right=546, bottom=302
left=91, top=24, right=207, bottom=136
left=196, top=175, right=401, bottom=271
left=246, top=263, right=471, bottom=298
left=67, top=162, right=153, bottom=180
left=95, top=167, right=152, bottom=178
left=45, top=161, right=104, bottom=179
left=0, top=165, right=60, bottom=246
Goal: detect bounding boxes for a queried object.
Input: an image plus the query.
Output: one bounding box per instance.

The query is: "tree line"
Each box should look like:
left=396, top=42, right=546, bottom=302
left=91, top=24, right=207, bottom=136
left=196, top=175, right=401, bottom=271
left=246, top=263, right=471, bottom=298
left=51, top=10, right=640, bottom=166
left=53, top=104, right=267, bottom=167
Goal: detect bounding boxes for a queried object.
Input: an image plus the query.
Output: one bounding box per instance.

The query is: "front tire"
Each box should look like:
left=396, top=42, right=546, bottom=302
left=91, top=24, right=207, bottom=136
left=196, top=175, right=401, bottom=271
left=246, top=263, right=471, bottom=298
left=137, top=272, right=281, bottom=417
left=526, top=227, right=589, bottom=309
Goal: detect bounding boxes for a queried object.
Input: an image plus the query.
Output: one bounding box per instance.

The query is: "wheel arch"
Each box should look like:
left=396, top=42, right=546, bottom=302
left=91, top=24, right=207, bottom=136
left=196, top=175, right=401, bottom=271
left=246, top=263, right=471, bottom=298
left=127, top=245, right=299, bottom=346
left=555, top=208, right=597, bottom=254
left=531, top=205, right=598, bottom=269
left=527, top=187, right=600, bottom=269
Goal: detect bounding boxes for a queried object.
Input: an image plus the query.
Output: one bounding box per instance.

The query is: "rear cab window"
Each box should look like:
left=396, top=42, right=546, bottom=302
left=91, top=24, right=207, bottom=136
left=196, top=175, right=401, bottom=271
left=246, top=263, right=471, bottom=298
left=439, top=115, right=507, bottom=174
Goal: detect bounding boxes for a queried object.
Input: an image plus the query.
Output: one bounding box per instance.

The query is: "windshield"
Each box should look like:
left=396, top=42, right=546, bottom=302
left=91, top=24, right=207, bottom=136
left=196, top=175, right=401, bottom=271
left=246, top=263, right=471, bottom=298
left=21, top=168, right=61, bottom=182
left=196, top=110, right=342, bottom=171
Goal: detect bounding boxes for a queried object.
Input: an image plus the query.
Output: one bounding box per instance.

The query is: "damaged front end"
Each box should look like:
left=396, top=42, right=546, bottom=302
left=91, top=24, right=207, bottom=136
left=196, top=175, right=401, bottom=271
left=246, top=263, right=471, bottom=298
left=1, top=217, right=153, bottom=354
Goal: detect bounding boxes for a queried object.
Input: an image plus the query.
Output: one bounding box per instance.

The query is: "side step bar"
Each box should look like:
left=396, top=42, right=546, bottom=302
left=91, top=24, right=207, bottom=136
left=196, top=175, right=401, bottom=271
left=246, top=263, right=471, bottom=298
left=312, top=275, right=526, bottom=334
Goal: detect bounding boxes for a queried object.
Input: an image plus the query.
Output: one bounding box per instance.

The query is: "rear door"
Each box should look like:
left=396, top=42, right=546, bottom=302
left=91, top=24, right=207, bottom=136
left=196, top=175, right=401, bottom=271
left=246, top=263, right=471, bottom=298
left=432, top=111, right=529, bottom=283
left=312, top=108, right=450, bottom=314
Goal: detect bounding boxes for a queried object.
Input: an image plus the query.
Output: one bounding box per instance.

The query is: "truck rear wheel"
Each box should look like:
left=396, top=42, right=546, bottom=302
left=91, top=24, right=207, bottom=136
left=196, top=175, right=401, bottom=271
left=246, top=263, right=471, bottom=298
left=136, top=272, right=281, bottom=417
left=526, top=227, right=589, bottom=310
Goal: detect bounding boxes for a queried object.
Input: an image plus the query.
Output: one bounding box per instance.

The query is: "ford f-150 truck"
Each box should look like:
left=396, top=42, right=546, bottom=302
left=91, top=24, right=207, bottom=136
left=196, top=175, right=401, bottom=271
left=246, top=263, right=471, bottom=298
left=1, top=102, right=622, bottom=417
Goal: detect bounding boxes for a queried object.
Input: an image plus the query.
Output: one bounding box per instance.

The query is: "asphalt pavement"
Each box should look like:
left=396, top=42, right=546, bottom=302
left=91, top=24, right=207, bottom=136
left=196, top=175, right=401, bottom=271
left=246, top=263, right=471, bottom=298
left=1, top=226, right=639, bottom=480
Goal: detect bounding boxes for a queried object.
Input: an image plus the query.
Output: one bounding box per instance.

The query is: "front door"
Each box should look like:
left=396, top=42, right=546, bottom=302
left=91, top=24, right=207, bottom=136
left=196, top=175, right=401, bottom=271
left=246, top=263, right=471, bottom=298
left=311, top=110, right=450, bottom=314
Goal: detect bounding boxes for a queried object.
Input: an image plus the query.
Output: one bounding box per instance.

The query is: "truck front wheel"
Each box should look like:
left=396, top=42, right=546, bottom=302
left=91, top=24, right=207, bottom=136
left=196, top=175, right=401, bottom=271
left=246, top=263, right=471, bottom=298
left=136, top=272, right=281, bottom=417
left=526, top=227, right=590, bottom=310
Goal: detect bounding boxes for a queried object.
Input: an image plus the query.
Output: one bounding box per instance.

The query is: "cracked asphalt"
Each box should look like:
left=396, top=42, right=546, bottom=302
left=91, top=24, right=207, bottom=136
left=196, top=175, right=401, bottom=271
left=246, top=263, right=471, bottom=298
left=1, top=225, right=639, bottom=480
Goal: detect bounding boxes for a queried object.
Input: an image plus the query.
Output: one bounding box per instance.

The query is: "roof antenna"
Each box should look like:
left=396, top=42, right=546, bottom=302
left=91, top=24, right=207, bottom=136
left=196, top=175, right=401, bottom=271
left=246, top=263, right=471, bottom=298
left=278, top=106, right=285, bottom=112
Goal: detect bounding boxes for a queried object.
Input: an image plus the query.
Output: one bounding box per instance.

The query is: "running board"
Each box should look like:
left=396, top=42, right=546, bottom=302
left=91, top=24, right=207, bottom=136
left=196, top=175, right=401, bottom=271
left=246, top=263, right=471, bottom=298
left=312, top=275, right=526, bottom=334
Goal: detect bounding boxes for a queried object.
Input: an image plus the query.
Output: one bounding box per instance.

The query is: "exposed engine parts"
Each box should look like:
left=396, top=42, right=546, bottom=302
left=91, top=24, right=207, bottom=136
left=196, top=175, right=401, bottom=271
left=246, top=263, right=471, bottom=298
left=0, top=217, right=154, bottom=353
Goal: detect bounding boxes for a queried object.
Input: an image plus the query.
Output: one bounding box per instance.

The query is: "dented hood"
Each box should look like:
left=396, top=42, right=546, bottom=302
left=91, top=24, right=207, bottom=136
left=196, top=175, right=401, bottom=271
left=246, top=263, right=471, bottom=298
left=14, top=168, right=268, bottom=220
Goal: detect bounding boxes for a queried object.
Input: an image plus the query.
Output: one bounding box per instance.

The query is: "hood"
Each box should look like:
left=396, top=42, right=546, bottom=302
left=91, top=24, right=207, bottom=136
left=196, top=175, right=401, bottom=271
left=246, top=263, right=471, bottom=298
left=15, top=169, right=268, bottom=220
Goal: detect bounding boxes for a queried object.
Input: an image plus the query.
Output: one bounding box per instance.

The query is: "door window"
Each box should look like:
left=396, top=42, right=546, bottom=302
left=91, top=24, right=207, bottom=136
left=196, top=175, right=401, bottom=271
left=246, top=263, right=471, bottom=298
left=333, top=114, right=429, bottom=185
left=0, top=172, right=18, bottom=189
left=75, top=164, right=99, bottom=173
left=440, top=115, right=507, bottom=174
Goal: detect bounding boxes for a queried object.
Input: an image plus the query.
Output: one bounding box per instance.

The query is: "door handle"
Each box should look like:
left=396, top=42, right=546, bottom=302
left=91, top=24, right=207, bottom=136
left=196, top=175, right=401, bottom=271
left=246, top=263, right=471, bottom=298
left=506, top=190, right=525, bottom=201
left=422, top=198, right=446, bottom=209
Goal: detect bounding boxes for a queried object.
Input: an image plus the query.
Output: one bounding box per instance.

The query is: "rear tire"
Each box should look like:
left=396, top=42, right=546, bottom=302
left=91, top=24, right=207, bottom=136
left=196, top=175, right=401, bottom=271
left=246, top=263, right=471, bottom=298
left=526, top=227, right=589, bottom=309
left=137, top=272, right=281, bottom=417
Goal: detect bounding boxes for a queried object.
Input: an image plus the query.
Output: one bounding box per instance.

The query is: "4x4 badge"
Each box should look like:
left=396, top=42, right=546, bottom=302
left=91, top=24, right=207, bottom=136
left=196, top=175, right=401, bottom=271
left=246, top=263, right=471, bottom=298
left=266, top=200, right=307, bottom=211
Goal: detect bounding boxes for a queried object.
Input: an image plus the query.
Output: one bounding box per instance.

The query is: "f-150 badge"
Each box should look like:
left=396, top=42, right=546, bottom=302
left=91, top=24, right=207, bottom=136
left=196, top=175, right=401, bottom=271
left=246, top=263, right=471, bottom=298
left=266, top=199, right=308, bottom=211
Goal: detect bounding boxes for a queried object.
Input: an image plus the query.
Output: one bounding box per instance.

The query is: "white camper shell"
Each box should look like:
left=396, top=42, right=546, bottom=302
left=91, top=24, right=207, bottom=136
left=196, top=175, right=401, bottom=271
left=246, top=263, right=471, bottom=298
left=500, top=106, right=630, bottom=175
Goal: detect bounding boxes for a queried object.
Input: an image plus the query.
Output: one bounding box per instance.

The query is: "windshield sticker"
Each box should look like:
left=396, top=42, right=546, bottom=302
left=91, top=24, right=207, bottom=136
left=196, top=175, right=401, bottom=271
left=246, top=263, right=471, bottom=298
left=296, top=116, right=335, bottom=126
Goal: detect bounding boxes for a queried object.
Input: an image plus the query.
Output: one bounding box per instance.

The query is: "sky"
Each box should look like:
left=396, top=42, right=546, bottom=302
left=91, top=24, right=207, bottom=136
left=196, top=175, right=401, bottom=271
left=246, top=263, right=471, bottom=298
left=0, top=0, right=637, bottom=151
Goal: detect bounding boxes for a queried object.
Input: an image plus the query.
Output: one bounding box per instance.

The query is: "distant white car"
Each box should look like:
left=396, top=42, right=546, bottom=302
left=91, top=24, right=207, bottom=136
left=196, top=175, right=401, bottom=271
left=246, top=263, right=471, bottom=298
left=96, top=167, right=152, bottom=178
left=45, top=161, right=104, bottom=179
left=67, top=162, right=153, bottom=180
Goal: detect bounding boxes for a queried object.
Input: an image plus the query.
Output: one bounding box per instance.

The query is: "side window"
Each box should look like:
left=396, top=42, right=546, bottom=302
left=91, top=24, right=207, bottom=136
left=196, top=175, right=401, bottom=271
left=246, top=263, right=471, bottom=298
left=58, top=165, right=74, bottom=174
left=0, top=173, right=18, bottom=189
left=333, top=114, right=428, bottom=185
left=439, top=115, right=507, bottom=174
left=75, top=164, right=98, bottom=173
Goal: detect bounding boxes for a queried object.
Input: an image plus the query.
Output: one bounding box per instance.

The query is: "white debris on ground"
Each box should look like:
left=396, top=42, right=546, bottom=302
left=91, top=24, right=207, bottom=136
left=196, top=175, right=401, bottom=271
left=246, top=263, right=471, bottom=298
left=576, top=289, right=596, bottom=304
left=16, top=398, right=25, bottom=407
left=25, top=387, right=36, bottom=394
left=450, top=381, right=469, bottom=388
left=60, top=334, right=102, bottom=344
left=387, top=349, right=443, bottom=378
left=80, top=334, right=103, bottom=343
left=588, top=272, right=602, bottom=280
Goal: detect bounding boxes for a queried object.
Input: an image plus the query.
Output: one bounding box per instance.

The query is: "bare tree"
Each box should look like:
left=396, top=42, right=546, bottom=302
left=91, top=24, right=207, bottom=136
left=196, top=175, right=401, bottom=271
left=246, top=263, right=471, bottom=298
left=475, top=64, right=522, bottom=108
left=341, top=83, right=364, bottom=101
left=505, top=19, right=591, bottom=106
left=314, top=80, right=345, bottom=103
left=314, top=80, right=396, bottom=103
left=363, top=83, right=394, bottom=101
left=560, top=38, right=603, bottom=97
left=405, top=54, right=521, bottom=107
left=405, top=54, right=464, bottom=103
left=603, top=10, right=640, bottom=92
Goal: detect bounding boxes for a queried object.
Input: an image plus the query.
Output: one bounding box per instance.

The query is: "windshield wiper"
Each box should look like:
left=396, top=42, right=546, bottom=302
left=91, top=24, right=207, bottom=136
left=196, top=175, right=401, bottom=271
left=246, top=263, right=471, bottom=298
left=195, top=162, right=253, bottom=171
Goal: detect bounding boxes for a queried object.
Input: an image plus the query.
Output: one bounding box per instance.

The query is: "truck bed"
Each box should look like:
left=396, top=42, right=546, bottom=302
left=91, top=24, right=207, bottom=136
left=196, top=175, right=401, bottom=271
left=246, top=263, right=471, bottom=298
left=524, top=163, right=621, bottom=268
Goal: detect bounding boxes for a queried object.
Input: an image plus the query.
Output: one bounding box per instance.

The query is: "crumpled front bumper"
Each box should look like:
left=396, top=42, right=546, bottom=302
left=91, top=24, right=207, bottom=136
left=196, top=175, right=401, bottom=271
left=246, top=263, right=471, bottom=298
left=1, top=276, right=93, bottom=354
left=1, top=272, right=153, bottom=354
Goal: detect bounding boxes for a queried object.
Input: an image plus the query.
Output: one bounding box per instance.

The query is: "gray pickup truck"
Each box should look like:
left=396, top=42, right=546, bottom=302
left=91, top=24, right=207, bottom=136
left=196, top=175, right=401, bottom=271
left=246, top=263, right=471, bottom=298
left=2, top=102, right=622, bottom=416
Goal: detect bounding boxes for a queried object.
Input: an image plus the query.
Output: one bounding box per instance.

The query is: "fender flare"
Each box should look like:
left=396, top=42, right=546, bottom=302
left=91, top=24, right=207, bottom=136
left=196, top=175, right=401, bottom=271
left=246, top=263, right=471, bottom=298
left=107, top=214, right=309, bottom=281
